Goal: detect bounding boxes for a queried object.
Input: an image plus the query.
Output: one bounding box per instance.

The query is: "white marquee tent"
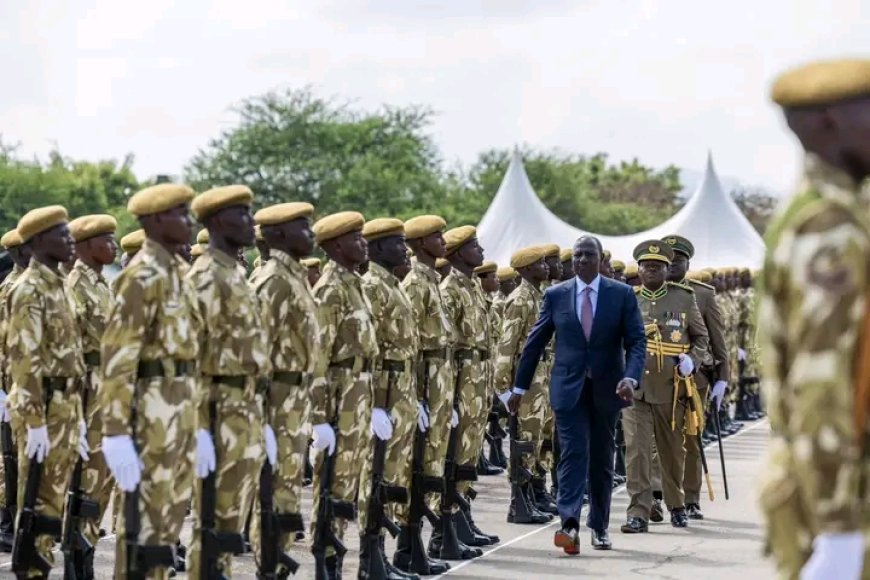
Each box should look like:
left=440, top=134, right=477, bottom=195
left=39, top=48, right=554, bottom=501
left=477, top=150, right=766, bottom=269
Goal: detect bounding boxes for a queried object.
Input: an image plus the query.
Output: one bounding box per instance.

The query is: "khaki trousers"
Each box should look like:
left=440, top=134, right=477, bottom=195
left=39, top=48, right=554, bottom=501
left=683, top=372, right=709, bottom=505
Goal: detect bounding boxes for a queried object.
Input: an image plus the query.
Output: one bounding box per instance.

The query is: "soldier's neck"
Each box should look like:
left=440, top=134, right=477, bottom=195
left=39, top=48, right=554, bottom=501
left=371, top=257, right=397, bottom=276
left=33, top=254, right=60, bottom=273
left=450, top=261, right=473, bottom=278
left=643, top=280, right=665, bottom=292
left=80, top=255, right=103, bottom=274
left=415, top=251, right=436, bottom=269
left=520, top=275, right=541, bottom=289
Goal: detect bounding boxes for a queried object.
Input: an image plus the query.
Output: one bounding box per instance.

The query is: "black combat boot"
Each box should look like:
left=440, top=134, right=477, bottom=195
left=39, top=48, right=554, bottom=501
left=477, top=452, right=503, bottom=476
left=393, top=524, right=450, bottom=575
left=531, top=476, right=558, bottom=515
left=379, top=535, right=419, bottom=580
left=0, top=507, right=13, bottom=553
left=428, top=513, right=482, bottom=560
left=454, top=507, right=493, bottom=547
left=461, top=502, right=499, bottom=544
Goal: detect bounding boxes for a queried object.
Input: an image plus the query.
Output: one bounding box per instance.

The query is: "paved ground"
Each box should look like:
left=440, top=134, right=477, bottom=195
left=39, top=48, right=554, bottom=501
left=0, top=418, right=773, bottom=579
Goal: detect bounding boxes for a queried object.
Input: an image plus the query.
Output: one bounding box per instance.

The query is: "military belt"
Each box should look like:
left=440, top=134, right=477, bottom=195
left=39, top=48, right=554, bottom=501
left=329, top=357, right=372, bottom=373
left=382, top=359, right=408, bottom=373
left=42, top=377, right=71, bottom=392
left=83, top=351, right=100, bottom=367
left=211, top=375, right=247, bottom=389
left=272, top=371, right=304, bottom=386
left=137, top=359, right=192, bottom=379
left=421, top=348, right=448, bottom=360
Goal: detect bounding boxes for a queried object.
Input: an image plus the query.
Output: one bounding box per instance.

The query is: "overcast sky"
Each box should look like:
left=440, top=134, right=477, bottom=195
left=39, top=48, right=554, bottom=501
left=1, top=0, right=867, bottom=192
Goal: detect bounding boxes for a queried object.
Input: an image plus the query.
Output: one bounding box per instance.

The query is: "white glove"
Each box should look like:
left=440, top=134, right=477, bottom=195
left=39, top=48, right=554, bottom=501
left=195, top=428, right=216, bottom=479
left=371, top=407, right=393, bottom=441
left=102, top=435, right=142, bottom=492
left=264, top=425, right=278, bottom=467
left=451, top=408, right=459, bottom=428
left=312, top=423, right=336, bottom=456
left=800, top=532, right=864, bottom=580
left=25, top=425, right=50, bottom=463
left=0, top=391, right=8, bottom=423
left=677, top=354, right=694, bottom=377
left=738, top=348, right=747, bottom=362
left=417, top=401, right=430, bottom=432
left=711, top=381, right=728, bottom=411
left=78, top=420, right=90, bottom=461
left=497, top=390, right=512, bottom=411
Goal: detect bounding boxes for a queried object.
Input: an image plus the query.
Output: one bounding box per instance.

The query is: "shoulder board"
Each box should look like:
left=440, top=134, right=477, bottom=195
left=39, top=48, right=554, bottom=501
left=688, top=279, right=714, bottom=291
left=633, top=286, right=641, bottom=294
left=667, top=281, right=694, bottom=292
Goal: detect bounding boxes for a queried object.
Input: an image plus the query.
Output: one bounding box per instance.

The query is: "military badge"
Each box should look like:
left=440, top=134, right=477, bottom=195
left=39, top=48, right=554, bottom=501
left=670, top=329, right=682, bottom=342
left=649, top=245, right=660, bottom=254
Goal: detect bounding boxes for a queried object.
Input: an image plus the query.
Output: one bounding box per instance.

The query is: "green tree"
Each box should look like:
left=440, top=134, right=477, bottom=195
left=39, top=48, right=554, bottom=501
left=731, top=186, right=778, bottom=234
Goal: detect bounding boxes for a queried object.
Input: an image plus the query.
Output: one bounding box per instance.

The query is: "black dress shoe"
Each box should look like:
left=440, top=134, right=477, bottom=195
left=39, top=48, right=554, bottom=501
left=590, top=529, right=611, bottom=550
left=670, top=507, right=689, bottom=528
left=620, top=517, right=648, bottom=534
left=686, top=503, right=704, bottom=520
left=650, top=498, right=664, bottom=523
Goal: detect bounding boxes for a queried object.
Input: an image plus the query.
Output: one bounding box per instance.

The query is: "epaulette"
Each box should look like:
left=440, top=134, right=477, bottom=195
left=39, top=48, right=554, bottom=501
left=667, top=281, right=694, bottom=293
left=633, top=286, right=642, bottom=294
left=687, top=279, right=714, bottom=291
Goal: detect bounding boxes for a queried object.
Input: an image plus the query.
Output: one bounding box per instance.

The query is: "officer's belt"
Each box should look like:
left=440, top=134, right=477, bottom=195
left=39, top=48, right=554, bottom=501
left=83, top=351, right=100, bottom=367
left=210, top=375, right=247, bottom=389
left=454, top=348, right=490, bottom=361
left=646, top=334, right=689, bottom=372
left=382, top=359, right=409, bottom=373
left=272, top=370, right=305, bottom=386
left=420, top=348, right=448, bottom=360
left=329, top=357, right=372, bottom=373
left=137, top=359, right=193, bottom=379
left=42, top=377, right=72, bottom=392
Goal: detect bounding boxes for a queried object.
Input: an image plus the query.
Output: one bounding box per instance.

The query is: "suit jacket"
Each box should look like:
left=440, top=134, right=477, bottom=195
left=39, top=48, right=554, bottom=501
left=514, top=276, right=646, bottom=413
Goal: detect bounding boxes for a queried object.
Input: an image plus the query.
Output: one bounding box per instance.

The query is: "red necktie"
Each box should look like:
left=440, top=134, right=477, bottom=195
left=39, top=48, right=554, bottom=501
left=582, top=286, right=593, bottom=340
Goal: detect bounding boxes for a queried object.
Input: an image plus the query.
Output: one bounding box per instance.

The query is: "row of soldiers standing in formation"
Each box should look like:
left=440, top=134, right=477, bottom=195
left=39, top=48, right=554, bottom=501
left=0, top=180, right=762, bottom=579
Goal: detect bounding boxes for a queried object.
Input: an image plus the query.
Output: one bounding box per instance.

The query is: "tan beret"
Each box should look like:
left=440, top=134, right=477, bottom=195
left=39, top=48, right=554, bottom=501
left=602, top=249, right=612, bottom=261
left=254, top=202, right=314, bottom=226
left=739, top=267, right=751, bottom=276
left=435, top=258, right=451, bottom=269
left=69, top=214, right=117, bottom=243
left=120, top=229, right=145, bottom=255
left=1, top=230, right=23, bottom=249
left=474, top=261, right=497, bottom=275
left=18, top=205, right=69, bottom=241
left=511, top=246, right=545, bottom=270
left=196, top=229, right=210, bottom=245
left=191, top=185, right=253, bottom=221
left=301, top=257, right=321, bottom=268
left=559, top=248, right=573, bottom=262
left=539, top=243, right=560, bottom=258
left=404, top=215, right=446, bottom=240
left=497, top=266, right=518, bottom=281
left=624, top=263, right=639, bottom=278
left=611, top=260, right=625, bottom=272
left=191, top=243, right=204, bottom=258
left=363, top=218, right=405, bottom=242
left=128, top=183, right=195, bottom=217
left=771, top=59, right=870, bottom=108
left=313, top=211, right=365, bottom=244
left=443, top=225, right=476, bottom=256
left=700, top=271, right=713, bottom=284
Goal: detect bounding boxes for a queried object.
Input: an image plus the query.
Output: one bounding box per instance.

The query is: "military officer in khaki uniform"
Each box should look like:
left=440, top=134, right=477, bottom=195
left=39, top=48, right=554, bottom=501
left=620, top=240, right=708, bottom=533
left=662, top=235, right=729, bottom=520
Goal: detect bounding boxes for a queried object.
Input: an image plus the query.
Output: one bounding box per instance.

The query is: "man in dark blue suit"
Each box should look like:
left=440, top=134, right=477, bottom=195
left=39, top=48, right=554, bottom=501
left=507, top=235, right=646, bottom=555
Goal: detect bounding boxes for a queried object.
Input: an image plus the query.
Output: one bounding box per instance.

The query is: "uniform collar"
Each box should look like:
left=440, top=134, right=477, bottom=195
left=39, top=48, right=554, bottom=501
left=803, top=153, right=870, bottom=207
left=72, top=259, right=106, bottom=285
left=367, top=261, right=398, bottom=286
left=270, top=249, right=306, bottom=277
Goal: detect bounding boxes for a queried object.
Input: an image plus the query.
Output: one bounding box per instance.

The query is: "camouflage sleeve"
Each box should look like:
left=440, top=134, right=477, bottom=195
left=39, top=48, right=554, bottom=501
left=7, top=287, right=47, bottom=428
left=686, top=296, right=709, bottom=368
left=100, top=272, right=155, bottom=437
left=257, top=276, right=284, bottom=425
left=362, top=278, right=390, bottom=409
left=311, top=284, right=340, bottom=425
left=704, top=293, right=730, bottom=382
left=440, top=282, right=459, bottom=345
left=191, top=269, right=222, bottom=433
left=761, top=208, right=867, bottom=533
left=493, top=297, right=529, bottom=392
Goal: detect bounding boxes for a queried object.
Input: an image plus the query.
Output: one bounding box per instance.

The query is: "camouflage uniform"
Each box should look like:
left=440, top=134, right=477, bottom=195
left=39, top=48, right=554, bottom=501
left=624, top=282, right=708, bottom=519
left=249, top=249, right=322, bottom=566
left=399, top=261, right=454, bottom=520
left=66, top=260, right=115, bottom=549
left=758, top=155, right=870, bottom=578
left=186, top=247, right=271, bottom=579
left=101, top=239, right=199, bottom=580
left=715, top=291, right=739, bottom=402
left=494, top=278, right=548, bottom=469
left=440, top=269, right=489, bottom=505
left=0, top=264, right=24, bottom=507
left=537, top=280, right=556, bottom=473
left=6, top=259, right=85, bottom=576
left=310, top=260, right=378, bottom=552
left=358, top=261, right=418, bottom=528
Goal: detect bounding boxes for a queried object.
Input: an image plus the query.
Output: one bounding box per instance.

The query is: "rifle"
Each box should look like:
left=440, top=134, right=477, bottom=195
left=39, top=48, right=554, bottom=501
left=257, top=461, right=303, bottom=579
left=485, top=399, right=508, bottom=469
left=701, top=366, right=729, bottom=500
left=507, top=413, right=538, bottom=521
left=2, top=419, right=17, bottom=522
left=11, top=396, right=63, bottom=578
left=62, top=380, right=101, bottom=579
left=360, top=370, right=408, bottom=579
left=201, top=400, right=246, bottom=579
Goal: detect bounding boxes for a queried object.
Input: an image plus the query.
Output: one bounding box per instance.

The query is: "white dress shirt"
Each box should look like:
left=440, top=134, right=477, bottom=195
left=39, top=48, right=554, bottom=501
left=575, top=275, right=601, bottom=324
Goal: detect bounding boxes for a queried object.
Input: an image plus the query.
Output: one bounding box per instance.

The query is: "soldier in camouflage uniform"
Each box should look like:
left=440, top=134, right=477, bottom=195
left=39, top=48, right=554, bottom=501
left=758, top=59, right=870, bottom=580
left=186, top=185, right=273, bottom=579
left=393, top=215, right=452, bottom=576
left=302, top=257, right=322, bottom=288
left=248, top=225, right=270, bottom=284
left=433, top=226, right=498, bottom=557
left=0, top=228, right=30, bottom=550
left=473, top=261, right=504, bottom=477
left=497, top=266, right=518, bottom=304
left=100, top=184, right=199, bottom=580
left=309, top=212, right=379, bottom=577
left=621, top=240, right=708, bottom=533
left=249, top=202, right=321, bottom=577
left=736, top=268, right=763, bottom=419
left=66, top=214, right=119, bottom=574
left=6, top=206, right=86, bottom=578
left=357, top=218, right=420, bottom=578
left=494, top=246, right=553, bottom=524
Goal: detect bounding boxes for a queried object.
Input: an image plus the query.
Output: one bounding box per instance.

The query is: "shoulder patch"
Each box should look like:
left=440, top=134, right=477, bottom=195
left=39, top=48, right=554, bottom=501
left=667, top=281, right=694, bottom=293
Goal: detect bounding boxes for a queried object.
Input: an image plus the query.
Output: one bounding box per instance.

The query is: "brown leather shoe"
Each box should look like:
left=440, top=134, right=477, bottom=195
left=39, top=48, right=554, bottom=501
left=554, top=527, right=580, bottom=555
